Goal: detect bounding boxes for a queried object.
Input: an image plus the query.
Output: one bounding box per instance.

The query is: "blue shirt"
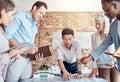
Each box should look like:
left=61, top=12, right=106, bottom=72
left=5, top=11, right=37, bottom=44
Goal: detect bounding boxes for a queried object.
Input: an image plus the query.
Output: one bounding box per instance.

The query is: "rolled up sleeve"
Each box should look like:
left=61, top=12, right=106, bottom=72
left=5, top=14, right=21, bottom=40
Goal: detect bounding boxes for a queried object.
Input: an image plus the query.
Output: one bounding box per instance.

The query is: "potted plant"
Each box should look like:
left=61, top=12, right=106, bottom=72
left=39, top=64, right=49, bottom=79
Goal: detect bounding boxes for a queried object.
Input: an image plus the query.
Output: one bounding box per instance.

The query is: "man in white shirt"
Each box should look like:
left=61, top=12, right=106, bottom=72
left=57, top=28, right=82, bottom=79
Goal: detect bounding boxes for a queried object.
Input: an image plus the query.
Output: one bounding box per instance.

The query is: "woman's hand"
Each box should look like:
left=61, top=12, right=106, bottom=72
left=8, top=46, right=28, bottom=58
left=81, top=55, right=92, bottom=64
left=26, top=47, right=38, bottom=54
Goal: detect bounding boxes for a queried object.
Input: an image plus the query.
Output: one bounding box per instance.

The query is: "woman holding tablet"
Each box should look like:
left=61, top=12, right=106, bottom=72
left=0, top=0, right=28, bottom=82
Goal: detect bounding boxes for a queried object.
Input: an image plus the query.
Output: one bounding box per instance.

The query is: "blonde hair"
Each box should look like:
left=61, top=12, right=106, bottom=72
left=95, top=13, right=110, bottom=33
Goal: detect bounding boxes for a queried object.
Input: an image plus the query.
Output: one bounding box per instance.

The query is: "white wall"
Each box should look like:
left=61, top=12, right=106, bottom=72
left=13, top=0, right=103, bottom=11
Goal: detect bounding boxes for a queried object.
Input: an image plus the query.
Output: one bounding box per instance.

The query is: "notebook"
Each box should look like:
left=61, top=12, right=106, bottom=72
left=27, top=45, right=52, bottom=60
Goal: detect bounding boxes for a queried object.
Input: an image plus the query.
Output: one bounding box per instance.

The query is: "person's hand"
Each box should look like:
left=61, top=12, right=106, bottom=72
left=8, top=46, right=28, bottom=58
left=114, top=55, right=120, bottom=59
left=26, top=47, right=38, bottom=54
left=76, top=73, right=82, bottom=79
left=12, top=54, right=21, bottom=59
left=105, top=60, right=116, bottom=67
left=63, top=72, right=71, bottom=80
left=105, top=63, right=112, bottom=67
left=113, top=48, right=120, bottom=59
left=35, top=53, right=44, bottom=62
left=81, top=55, right=93, bottom=64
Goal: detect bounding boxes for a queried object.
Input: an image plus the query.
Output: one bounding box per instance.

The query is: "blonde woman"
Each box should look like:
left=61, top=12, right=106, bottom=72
left=91, top=14, right=119, bottom=82
left=0, top=0, right=28, bottom=82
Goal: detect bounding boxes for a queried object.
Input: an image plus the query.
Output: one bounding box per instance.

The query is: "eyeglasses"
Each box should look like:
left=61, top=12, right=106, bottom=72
left=104, top=4, right=113, bottom=13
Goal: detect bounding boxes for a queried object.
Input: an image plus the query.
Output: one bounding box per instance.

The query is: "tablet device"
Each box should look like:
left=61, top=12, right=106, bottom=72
left=105, top=47, right=120, bottom=57
left=0, top=42, right=35, bottom=54
left=114, top=47, right=120, bottom=56
left=27, top=45, right=52, bottom=60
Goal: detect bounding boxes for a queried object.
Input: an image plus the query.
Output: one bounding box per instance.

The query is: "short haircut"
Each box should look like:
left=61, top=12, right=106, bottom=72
left=0, top=0, right=15, bottom=17
left=62, top=28, right=74, bottom=37
left=95, top=14, right=110, bottom=33
left=95, top=14, right=105, bottom=22
left=102, top=0, right=120, bottom=3
left=31, top=1, right=47, bottom=10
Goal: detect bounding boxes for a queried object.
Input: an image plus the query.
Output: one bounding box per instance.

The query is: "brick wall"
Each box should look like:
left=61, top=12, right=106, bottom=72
left=32, top=11, right=102, bottom=71
left=35, top=12, right=102, bottom=46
